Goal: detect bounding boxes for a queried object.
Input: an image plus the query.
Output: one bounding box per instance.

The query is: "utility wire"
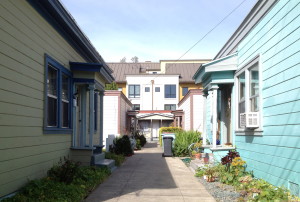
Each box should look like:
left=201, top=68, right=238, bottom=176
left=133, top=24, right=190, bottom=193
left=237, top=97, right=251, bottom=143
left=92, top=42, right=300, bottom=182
left=160, top=0, right=248, bottom=73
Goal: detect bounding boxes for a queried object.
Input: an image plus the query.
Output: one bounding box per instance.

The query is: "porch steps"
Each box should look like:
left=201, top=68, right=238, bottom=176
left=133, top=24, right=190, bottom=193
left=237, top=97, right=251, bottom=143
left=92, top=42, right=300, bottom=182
left=91, top=153, right=117, bottom=172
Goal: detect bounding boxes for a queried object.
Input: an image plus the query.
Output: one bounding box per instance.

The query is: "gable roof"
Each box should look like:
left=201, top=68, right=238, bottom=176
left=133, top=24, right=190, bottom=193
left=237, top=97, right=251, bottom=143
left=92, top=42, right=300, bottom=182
left=107, top=63, right=160, bottom=82
left=165, top=63, right=202, bottom=83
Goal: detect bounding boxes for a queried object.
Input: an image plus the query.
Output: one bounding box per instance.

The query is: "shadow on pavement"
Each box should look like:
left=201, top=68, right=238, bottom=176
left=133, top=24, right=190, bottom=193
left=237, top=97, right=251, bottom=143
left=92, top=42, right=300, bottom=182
left=85, top=141, right=178, bottom=201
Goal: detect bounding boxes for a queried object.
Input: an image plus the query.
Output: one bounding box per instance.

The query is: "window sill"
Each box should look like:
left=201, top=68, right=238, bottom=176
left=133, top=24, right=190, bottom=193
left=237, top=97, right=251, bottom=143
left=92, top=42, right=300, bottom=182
left=203, top=145, right=236, bottom=151
left=235, top=129, right=263, bottom=136
left=44, top=127, right=72, bottom=134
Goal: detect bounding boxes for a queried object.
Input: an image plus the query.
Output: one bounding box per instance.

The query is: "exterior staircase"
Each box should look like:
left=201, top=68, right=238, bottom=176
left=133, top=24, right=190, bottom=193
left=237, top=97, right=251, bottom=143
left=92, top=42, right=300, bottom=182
left=91, top=153, right=117, bottom=172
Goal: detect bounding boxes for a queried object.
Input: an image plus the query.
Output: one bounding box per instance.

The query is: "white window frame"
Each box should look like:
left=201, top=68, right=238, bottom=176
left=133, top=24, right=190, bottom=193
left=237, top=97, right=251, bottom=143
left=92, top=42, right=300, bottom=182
left=234, top=54, right=263, bottom=135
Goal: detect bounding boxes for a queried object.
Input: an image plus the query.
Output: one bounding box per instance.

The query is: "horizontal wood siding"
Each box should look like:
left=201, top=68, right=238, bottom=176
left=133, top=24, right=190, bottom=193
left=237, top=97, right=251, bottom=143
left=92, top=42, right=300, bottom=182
left=0, top=0, right=86, bottom=196
left=236, top=0, right=300, bottom=189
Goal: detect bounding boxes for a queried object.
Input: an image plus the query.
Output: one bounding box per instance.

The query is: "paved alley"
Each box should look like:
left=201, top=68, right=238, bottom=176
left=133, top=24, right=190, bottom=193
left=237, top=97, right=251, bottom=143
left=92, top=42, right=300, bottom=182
left=85, top=142, right=216, bottom=202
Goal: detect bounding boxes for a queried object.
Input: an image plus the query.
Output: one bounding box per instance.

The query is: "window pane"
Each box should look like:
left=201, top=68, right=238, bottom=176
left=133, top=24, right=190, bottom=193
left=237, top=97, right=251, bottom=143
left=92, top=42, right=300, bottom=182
left=62, top=74, right=69, bottom=100
left=47, top=96, right=57, bottom=126
left=135, top=85, right=140, bottom=96
left=165, top=85, right=176, bottom=98
left=133, top=104, right=140, bottom=110
left=129, top=85, right=134, bottom=97
left=47, top=66, right=57, bottom=96
left=250, top=65, right=259, bottom=96
left=164, top=104, right=176, bottom=110
left=62, top=101, right=69, bottom=127
left=239, top=73, right=245, bottom=101
left=145, top=87, right=150, bottom=92
left=182, top=87, right=188, bottom=96
left=155, top=87, right=160, bottom=92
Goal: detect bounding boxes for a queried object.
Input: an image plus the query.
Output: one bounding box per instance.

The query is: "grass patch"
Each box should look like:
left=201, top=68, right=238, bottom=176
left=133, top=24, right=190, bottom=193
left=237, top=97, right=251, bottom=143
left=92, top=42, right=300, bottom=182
left=105, top=152, right=125, bottom=166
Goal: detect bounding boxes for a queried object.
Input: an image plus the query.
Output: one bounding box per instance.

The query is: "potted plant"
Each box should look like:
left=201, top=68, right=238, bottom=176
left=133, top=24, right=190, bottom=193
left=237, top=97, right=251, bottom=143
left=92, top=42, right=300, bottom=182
left=203, top=165, right=217, bottom=182
left=191, top=150, right=201, bottom=159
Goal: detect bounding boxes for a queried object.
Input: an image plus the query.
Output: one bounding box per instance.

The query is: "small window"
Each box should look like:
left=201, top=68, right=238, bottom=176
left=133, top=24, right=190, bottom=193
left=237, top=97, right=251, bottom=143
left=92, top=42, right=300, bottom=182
left=129, top=85, right=140, bottom=98
left=133, top=104, right=140, bottom=110
left=145, top=87, right=150, bottom=92
left=152, top=72, right=157, bottom=74
left=165, top=85, right=176, bottom=98
left=155, top=87, right=160, bottom=92
left=182, top=87, right=188, bottom=96
left=118, top=87, right=122, bottom=91
left=164, top=104, right=176, bottom=110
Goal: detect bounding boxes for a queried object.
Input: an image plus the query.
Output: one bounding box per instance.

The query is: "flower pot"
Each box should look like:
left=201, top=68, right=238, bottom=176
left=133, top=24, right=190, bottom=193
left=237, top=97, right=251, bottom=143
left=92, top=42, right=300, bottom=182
left=194, top=153, right=201, bottom=159
left=206, top=176, right=215, bottom=182
left=203, top=157, right=209, bottom=164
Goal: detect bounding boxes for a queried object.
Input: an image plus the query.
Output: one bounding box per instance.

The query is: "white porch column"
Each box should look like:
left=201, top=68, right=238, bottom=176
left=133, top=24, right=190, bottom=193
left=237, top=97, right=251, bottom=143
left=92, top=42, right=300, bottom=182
left=211, top=85, right=219, bottom=149
left=88, top=84, right=95, bottom=148
left=202, top=93, right=208, bottom=146
left=99, top=90, right=104, bottom=146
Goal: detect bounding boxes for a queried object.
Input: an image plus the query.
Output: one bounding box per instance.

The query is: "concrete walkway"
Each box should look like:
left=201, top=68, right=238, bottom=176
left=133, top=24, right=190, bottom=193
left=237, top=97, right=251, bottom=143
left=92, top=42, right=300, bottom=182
left=85, top=142, right=216, bottom=202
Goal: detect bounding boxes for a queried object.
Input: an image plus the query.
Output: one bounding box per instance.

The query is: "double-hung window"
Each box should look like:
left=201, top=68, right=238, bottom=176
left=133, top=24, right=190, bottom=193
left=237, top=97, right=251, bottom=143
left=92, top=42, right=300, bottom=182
left=165, top=84, right=176, bottom=98
left=129, top=85, right=140, bottom=98
left=45, top=55, right=72, bottom=133
left=235, top=55, right=261, bottom=131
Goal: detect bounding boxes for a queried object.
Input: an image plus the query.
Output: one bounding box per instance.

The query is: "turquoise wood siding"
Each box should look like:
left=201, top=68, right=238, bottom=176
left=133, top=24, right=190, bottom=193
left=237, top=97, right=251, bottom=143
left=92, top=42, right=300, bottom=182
left=236, top=0, right=300, bottom=190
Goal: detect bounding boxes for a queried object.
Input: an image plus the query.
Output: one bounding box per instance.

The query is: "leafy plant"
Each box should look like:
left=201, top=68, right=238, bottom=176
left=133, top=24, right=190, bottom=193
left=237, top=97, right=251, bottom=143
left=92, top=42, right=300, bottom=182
left=159, top=127, right=183, bottom=145
left=105, top=152, right=125, bottom=166
left=47, top=157, right=81, bottom=184
left=3, top=164, right=111, bottom=202
left=110, top=135, right=133, bottom=156
left=105, top=82, right=118, bottom=90
left=221, top=150, right=240, bottom=171
left=173, top=130, right=201, bottom=156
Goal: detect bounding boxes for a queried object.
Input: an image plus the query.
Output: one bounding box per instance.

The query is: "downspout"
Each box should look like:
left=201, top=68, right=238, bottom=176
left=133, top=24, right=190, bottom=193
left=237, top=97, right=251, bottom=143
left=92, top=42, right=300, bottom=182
left=151, top=80, right=154, bottom=110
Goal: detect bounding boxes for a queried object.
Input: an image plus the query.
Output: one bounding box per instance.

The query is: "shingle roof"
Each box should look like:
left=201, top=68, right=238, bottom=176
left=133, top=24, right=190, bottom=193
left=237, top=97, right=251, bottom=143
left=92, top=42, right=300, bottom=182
left=165, top=63, right=202, bottom=83
left=107, top=63, right=160, bottom=82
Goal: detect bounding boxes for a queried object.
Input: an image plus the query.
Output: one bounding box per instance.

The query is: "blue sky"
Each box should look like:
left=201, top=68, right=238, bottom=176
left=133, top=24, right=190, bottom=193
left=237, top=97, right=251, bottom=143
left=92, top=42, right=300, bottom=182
left=60, top=0, right=257, bottom=62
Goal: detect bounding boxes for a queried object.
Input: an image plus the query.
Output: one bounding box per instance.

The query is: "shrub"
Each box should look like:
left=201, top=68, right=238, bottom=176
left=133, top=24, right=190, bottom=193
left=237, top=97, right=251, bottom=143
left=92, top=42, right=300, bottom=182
left=110, top=135, right=133, bottom=156
left=105, top=152, right=125, bottom=166
left=173, top=130, right=201, bottom=156
left=3, top=162, right=111, bottom=202
left=159, top=127, right=183, bottom=145
left=48, top=157, right=80, bottom=184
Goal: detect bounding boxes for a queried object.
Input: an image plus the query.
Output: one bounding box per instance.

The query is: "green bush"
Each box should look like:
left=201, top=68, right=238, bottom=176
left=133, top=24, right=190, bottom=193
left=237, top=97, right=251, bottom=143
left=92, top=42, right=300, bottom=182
left=159, top=127, right=183, bottom=145
left=133, top=131, right=147, bottom=147
left=173, top=130, right=201, bottom=156
left=105, top=152, right=125, bottom=166
left=111, top=135, right=133, bottom=156
left=3, top=162, right=111, bottom=202
left=48, top=158, right=80, bottom=184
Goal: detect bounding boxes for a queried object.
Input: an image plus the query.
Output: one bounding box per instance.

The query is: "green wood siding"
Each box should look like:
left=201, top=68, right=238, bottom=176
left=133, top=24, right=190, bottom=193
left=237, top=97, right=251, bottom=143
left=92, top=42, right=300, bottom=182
left=0, top=0, right=86, bottom=197
left=235, top=0, right=300, bottom=191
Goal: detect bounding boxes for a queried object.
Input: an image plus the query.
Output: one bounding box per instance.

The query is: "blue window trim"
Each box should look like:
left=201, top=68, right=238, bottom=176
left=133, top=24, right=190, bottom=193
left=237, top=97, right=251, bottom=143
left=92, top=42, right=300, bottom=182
left=44, top=54, right=73, bottom=134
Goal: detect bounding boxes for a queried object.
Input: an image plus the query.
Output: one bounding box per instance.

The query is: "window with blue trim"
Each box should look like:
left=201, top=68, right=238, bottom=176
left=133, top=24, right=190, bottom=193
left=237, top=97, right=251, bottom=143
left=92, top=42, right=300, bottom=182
left=45, top=55, right=72, bottom=133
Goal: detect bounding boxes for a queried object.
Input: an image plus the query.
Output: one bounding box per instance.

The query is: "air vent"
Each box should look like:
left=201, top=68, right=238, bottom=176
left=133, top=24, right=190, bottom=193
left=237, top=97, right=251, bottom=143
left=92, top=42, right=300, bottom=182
left=240, top=112, right=259, bottom=128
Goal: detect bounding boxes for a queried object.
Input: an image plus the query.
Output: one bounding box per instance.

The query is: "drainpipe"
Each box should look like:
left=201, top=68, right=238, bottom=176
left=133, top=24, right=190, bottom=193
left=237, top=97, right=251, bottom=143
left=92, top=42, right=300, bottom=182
left=151, top=80, right=154, bottom=110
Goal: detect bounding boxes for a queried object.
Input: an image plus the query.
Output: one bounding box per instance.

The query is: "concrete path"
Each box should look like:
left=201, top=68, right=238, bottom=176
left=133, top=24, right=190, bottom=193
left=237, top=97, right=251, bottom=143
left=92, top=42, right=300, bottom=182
left=85, top=142, right=216, bottom=202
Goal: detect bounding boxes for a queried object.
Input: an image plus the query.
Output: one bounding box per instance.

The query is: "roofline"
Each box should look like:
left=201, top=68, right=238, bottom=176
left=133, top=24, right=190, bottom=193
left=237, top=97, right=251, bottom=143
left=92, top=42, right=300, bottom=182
left=214, top=0, right=278, bottom=59
left=27, top=0, right=114, bottom=79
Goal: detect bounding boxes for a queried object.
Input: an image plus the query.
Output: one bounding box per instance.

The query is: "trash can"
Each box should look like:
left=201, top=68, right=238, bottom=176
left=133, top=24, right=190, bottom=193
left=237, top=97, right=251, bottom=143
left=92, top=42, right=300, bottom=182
left=162, top=137, right=173, bottom=157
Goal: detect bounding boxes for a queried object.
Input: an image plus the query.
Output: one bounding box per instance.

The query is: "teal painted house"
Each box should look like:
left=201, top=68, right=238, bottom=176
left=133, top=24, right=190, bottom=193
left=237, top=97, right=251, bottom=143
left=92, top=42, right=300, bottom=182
left=194, top=0, right=300, bottom=195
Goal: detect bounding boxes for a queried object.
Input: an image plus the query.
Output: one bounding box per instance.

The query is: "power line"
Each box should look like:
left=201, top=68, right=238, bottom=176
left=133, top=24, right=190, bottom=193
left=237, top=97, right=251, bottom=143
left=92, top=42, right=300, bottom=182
left=170, top=0, right=248, bottom=65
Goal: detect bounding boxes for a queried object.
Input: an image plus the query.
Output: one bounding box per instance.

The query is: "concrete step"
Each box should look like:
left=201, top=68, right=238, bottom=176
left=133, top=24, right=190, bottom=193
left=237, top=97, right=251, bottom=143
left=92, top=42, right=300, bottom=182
left=94, top=158, right=116, bottom=172
left=91, top=153, right=105, bottom=165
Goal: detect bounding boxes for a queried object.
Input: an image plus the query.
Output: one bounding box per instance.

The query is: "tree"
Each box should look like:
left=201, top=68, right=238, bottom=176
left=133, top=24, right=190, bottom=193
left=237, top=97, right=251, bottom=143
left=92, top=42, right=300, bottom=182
left=131, top=56, right=139, bottom=63
left=120, top=57, right=126, bottom=63
left=105, top=82, right=118, bottom=90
